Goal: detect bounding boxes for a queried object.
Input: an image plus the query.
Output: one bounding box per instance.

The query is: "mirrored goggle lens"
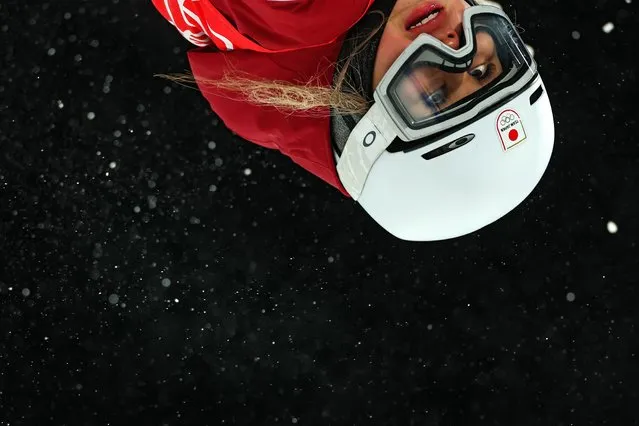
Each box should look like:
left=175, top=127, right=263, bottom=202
left=388, top=13, right=534, bottom=128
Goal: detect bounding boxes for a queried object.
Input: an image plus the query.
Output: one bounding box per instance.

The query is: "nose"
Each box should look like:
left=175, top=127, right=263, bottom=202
left=444, top=30, right=460, bottom=49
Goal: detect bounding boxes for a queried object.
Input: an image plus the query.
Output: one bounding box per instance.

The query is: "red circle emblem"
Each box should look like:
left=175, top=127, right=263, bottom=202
left=508, top=129, right=519, bottom=141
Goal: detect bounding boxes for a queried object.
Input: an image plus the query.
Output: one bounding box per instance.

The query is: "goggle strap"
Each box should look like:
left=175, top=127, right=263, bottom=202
left=336, top=103, right=398, bottom=200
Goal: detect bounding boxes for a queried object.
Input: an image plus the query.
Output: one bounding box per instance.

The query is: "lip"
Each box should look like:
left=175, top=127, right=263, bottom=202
left=405, top=1, right=446, bottom=35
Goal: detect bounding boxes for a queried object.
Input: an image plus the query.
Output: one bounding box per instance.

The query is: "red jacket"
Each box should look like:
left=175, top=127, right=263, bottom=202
left=152, top=0, right=376, bottom=195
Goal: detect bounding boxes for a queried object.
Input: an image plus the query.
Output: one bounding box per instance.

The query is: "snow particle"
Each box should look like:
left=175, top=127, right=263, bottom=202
left=109, top=161, right=116, bottom=169
left=47, top=47, right=56, bottom=56
left=602, top=22, right=614, bottom=33
left=209, top=184, right=217, bottom=192
left=22, top=288, right=31, bottom=297
left=607, top=221, right=618, bottom=234
left=207, top=141, right=216, bottom=150
left=427, top=324, right=433, bottom=330
left=133, top=206, right=141, bottom=213
left=243, top=168, right=252, bottom=176
left=292, top=418, right=298, bottom=424
left=87, top=112, right=96, bottom=120
left=147, top=195, right=157, bottom=209
left=566, top=292, right=576, bottom=302
left=57, top=100, right=64, bottom=109
left=161, top=278, right=171, bottom=288
left=571, top=30, right=581, bottom=40
left=327, top=256, right=334, bottom=263
left=92, top=243, right=103, bottom=259
left=108, top=294, right=119, bottom=305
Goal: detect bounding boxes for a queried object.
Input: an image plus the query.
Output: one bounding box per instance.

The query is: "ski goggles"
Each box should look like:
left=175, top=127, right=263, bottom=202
left=337, top=5, right=539, bottom=198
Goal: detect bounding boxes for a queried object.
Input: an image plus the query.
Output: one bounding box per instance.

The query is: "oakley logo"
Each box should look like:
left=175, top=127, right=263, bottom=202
left=363, top=131, right=376, bottom=147
left=499, top=114, right=517, bottom=127
left=422, top=134, right=475, bottom=161
left=448, top=134, right=475, bottom=149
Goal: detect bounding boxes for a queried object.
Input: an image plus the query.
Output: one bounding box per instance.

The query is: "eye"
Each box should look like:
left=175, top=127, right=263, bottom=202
left=469, top=63, right=492, bottom=80
left=421, top=87, right=447, bottom=110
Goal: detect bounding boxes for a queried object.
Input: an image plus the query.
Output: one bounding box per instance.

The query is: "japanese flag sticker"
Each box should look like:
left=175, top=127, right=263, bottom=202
left=496, top=109, right=527, bottom=151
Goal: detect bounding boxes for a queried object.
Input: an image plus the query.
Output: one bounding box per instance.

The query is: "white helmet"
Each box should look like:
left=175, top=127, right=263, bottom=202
left=336, top=4, right=554, bottom=241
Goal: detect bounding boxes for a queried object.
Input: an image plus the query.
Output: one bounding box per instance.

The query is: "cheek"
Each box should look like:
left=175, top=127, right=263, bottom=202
left=472, top=33, right=499, bottom=68
left=451, top=0, right=471, bottom=13
left=373, top=31, right=412, bottom=88
left=475, top=32, right=495, bottom=52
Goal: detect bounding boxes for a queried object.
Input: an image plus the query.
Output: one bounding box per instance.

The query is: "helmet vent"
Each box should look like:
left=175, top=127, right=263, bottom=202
left=529, top=85, right=544, bottom=105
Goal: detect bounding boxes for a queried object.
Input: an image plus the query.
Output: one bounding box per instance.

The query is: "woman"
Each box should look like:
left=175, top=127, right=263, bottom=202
left=152, top=0, right=554, bottom=241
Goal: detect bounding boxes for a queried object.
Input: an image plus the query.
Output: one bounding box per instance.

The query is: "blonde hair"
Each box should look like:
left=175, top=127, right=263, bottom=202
left=156, top=11, right=387, bottom=117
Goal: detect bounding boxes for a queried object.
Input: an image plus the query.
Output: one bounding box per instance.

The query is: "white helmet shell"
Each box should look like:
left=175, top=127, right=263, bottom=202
left=356, top=77, right=554, bottom=241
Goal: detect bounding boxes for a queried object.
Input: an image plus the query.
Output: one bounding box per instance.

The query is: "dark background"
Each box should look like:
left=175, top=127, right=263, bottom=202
left=1, top=0, right=638, bottom=424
